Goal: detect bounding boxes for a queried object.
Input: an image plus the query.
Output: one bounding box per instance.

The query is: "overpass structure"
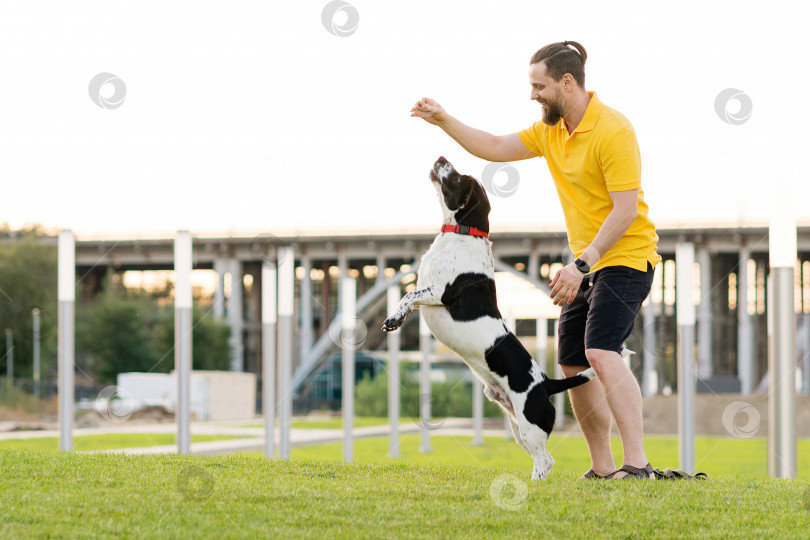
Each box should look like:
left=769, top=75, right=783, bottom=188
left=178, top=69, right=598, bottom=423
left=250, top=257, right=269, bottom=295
left=73, top=225, right=810, bottom=401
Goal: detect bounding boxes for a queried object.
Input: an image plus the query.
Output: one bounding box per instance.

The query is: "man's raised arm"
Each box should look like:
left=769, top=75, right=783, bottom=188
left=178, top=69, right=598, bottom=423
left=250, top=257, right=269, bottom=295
left=411, top=97, right=536, bottom=162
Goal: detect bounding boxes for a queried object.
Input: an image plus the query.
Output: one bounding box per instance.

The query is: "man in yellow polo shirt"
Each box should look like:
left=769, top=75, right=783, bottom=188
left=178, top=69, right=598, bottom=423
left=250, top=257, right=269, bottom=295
left=411, top=41, right=660, bottom=480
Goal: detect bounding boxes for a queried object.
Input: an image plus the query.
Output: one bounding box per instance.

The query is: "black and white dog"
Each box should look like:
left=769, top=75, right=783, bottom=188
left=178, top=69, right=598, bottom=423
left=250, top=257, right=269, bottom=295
left=381, top=156, right=596, bottom=480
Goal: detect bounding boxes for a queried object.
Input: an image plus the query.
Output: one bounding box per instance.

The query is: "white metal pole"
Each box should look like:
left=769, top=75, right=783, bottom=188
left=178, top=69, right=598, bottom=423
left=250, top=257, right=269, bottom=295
left=278, top=246, right=295, bottom=459
left=342, top=277, right=356, bottom=463
left=419, top=310, right=431, bottom=453
left=262, top=262, right=277, bottom=458
left=174, top=231, right=193, bottom=455
left=32, top=308, right=41, bottom=397
left=58, top=230, right=75, bottom=452
left=676, top=242, right=696, bottom=473
left=472, top=377, right=484, bottom=446
left=768, top=174, right=797, bottom=479
left=803, top=313, right=810, bottom=395
left=387, top=286, right=401, bottom=457
left=697, top=246, right=712, bottom=380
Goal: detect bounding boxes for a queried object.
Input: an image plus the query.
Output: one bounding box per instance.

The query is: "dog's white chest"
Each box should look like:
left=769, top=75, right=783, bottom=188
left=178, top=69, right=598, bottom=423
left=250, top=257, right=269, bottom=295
left=417, top=234, right=494, bottom=290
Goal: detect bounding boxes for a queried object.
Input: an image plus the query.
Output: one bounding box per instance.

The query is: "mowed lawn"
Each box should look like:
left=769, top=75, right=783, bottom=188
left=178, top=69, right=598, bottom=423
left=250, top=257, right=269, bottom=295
left=0, top=434, right=242, bottom=452
left=1, top=435, right=809, bottom=538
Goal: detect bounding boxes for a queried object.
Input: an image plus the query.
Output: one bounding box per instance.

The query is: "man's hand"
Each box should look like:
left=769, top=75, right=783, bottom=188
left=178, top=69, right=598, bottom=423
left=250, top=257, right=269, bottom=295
left=411, top=98, right=447, bottom=125
left=549, top=263, right=586, bottom=306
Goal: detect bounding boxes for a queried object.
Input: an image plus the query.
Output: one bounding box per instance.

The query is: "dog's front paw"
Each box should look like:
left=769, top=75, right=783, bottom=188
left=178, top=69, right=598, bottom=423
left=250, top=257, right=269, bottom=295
left=381, top=316, right=404, bottom=332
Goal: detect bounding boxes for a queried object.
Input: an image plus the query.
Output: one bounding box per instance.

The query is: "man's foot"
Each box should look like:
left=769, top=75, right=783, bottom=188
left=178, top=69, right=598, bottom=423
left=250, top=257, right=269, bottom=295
left=610, top=463, right=655, bottom=479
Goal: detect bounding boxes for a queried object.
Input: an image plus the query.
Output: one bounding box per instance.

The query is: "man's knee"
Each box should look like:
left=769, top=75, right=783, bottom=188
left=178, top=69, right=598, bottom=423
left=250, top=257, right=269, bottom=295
left=584, top=348, right=622, bottom=375
left=560, top=364, right=589, bottom=378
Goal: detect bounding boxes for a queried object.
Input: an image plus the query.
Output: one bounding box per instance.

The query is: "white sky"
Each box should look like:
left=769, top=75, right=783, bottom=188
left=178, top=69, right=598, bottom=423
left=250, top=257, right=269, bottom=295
left=1, top=0, right=808, bottom=239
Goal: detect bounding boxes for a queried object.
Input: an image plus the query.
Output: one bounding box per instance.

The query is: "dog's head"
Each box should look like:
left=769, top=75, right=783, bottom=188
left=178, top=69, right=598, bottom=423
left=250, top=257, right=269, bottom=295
left=429, top=156, right=491, bottom=234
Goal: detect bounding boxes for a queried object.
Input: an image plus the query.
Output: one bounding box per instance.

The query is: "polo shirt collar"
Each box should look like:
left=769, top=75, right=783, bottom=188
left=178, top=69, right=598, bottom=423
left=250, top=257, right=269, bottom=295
left=570, top=91, right=603, bottom=134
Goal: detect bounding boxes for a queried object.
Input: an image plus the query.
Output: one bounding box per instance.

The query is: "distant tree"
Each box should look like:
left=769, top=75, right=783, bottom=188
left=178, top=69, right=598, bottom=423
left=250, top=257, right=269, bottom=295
left=77, top=274, right=159, bottom=384
left=152, top=308, right=232, bottom=371
left=0, top=227, right=58, bottom=380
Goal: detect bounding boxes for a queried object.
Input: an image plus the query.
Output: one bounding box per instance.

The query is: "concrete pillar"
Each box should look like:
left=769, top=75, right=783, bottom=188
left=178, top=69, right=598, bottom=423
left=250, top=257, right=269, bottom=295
left=213, top=258, right=227, bottom=319
left=528, top=250, right=540, bottom=281
left=738, top=247, right=754, bottom=394
left=227, top=259, right=244, bottom=372
left=376, top=254, right=386, bottom=286
left=697, top=246, right=712, bottom=379
left=642, top=299, right=658, bottom=397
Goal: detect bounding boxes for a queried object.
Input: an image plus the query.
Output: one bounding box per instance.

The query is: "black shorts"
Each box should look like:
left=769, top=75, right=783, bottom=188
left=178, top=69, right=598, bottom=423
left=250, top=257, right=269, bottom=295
left=557, top=262, right=655, bottom=367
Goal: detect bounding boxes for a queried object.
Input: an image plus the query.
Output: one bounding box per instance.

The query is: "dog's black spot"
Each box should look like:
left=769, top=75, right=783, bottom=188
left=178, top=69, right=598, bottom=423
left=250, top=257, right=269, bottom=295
left=484, top=332, right=534, bottom=393
left=523, top=383, right=555, bottom=435
left=440, top=273, right=500, bottom=321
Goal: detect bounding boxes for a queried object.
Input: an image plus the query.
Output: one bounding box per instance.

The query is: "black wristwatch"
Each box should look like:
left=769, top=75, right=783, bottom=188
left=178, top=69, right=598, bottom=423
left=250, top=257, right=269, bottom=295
left=574, top=258, right=591, bottom=275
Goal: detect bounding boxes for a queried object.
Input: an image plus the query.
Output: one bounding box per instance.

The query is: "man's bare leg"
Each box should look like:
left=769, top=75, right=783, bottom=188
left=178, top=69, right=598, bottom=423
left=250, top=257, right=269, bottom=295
left=561, top=364, right=616, bottom=478
left=584, top=348, right=653, bottom=478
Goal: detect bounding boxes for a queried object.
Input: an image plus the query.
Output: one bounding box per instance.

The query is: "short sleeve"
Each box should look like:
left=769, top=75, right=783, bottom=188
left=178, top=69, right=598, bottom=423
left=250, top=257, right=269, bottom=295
left=518, top=122, right=544, bottom=158
left=599, top=127, right=642, bottom=192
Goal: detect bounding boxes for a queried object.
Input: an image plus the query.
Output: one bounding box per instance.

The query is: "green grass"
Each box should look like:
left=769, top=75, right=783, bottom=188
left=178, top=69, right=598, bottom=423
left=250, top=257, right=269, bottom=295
left=285, top=434, right=810, bottom=479
left=1, top=446, right=808, bottom=539
left=292, top=416, right=422, bottom=430
left=0, top=434, right=243, bottom=452
left=240, top=416, right=424, bottom=430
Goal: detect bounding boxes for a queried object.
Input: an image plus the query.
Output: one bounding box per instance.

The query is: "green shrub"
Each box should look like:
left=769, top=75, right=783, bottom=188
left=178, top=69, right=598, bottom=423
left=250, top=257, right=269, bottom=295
left=354, top=365, right=503, bottom=418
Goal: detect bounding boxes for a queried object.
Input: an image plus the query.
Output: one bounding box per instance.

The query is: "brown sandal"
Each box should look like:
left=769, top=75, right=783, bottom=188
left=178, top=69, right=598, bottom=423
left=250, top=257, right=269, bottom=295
left=580, top=468, right=613, bottom=479
left=612, top=463, right=654, bottom=479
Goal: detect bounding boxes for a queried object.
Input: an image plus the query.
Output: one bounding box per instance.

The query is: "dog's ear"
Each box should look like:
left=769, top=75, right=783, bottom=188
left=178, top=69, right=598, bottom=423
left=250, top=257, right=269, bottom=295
left=443, top=175, right=475, bottom=211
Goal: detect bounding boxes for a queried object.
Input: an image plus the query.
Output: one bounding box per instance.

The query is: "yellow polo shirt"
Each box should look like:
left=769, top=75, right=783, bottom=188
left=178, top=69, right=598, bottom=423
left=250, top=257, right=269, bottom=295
left=518, top=91, right=661, bottom=273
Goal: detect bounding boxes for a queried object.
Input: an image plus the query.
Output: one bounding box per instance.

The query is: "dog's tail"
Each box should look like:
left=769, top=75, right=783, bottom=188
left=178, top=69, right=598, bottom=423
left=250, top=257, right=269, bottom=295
left=543, top=367, right=596, bottom=396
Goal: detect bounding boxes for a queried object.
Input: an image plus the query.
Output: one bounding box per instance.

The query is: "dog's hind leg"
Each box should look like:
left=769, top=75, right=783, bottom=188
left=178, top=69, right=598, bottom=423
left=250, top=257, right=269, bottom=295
left=514, top=384, right=557, bottom=481
left=482, top=384, right=532, bottom=456
left=381, top=285, right=441, bottom=331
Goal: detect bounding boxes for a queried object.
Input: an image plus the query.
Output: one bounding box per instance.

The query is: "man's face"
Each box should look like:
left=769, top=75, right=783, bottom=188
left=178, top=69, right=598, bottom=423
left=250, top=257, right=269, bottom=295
left=529, top=62, right=565, bottom=127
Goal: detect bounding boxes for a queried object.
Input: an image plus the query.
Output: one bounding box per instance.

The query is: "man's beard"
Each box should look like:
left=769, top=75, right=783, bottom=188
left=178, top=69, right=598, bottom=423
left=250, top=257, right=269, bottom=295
left=537, top=96, right=565, bottom=126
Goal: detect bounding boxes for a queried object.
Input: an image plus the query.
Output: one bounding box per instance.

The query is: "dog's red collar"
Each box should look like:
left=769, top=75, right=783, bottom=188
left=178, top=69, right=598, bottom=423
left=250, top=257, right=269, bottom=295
left=441, top=224, right=488, bottom=239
